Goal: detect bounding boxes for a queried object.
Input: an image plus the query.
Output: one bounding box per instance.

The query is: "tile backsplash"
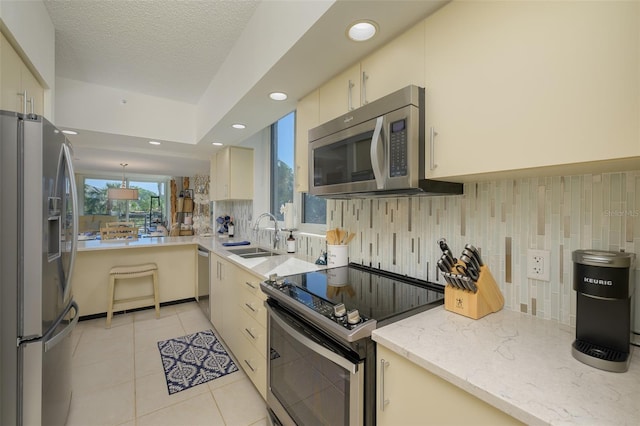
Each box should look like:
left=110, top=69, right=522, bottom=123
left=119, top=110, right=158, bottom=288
left=327, top=170, right=640, bottom=327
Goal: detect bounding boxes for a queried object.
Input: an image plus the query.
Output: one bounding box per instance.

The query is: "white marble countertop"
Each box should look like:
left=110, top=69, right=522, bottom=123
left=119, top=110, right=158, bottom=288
left=77, top=235, right=324, bottom=278
left=372, top=306, right=640, bottom=426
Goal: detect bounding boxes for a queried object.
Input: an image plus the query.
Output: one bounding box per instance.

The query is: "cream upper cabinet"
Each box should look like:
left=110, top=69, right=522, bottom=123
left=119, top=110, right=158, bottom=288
left=210, top=146, right=254, bottom=201
left=377, top=344, right=521, bottom=426
left=1, top=33, right=44, bottom=115
left=318, top=20, right=426, bottom=124
left=360, top=20, right=425, bottom=105
left=424, top=2, right=639, bottom=179
left=318, top=63, right=361, bottom=124
left=295, top=90, right=319, bottom=193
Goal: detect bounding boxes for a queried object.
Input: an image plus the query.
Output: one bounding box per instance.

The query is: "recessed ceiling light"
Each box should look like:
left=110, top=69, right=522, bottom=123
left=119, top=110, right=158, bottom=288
left=148, top=141, right=161, bottom=145
left=232, top=123, right=246, bottom=129
left=347, top=20, right=378, bottom=42
left=269, top=92, right=288, bottom=101
left=62, top=130, right=78, bottom=135
left=212, top=142, right=223, bottom=146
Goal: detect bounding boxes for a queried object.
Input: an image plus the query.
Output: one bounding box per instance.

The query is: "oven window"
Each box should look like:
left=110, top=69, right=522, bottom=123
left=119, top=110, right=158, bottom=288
left=270, top=315, right=352, bottom=425
left=313, top=131, right=374, bottom=187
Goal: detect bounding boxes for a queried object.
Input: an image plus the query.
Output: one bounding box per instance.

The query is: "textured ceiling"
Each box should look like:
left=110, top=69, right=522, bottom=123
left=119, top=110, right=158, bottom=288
left=44, top=0, right=260, bottom=104
left=40, top=0, right=449, bottom=177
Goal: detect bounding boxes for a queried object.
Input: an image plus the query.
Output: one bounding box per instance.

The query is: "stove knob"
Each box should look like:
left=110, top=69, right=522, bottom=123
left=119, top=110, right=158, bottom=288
left=347, top=309, right=361, bottom=325
left=333, top=303, right=347, bottom=319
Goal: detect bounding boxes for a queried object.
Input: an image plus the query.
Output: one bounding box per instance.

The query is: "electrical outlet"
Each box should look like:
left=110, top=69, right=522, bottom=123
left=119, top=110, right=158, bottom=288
left=527, top=249, right=551, bottom=281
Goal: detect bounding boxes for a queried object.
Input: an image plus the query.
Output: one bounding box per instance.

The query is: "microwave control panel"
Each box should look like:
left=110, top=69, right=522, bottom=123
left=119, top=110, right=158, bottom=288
left=389, top=119, right=408, bottom=177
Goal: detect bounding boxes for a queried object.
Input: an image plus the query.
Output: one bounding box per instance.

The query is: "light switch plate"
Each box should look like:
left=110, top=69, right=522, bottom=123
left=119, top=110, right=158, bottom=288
left=527, top=249, right=551, bottom=281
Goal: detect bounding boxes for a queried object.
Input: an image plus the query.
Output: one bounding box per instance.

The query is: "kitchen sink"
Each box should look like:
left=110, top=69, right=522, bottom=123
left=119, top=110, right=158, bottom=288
left=227, top=247, right=281, bottom=259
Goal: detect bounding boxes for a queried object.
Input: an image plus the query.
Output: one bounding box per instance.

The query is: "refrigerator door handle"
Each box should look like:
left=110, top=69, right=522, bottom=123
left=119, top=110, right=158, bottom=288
left=44, top=301, right=79, bottom=353
left=61, top=143, right=79, bottom=303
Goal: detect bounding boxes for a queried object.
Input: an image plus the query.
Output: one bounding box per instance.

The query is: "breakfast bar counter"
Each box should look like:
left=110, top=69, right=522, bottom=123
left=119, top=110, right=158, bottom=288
left=73, top=236, right=322, bottom=317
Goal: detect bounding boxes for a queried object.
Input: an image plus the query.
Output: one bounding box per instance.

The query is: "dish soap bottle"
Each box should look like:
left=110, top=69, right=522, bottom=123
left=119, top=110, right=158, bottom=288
left=287, top=231, right=296, bottom=253
left=228, top=217, right=235, bottom=238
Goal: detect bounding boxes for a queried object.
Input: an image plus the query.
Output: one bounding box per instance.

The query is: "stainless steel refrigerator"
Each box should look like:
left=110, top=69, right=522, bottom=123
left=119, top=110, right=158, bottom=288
left=1, top=110, right=80, bottom=426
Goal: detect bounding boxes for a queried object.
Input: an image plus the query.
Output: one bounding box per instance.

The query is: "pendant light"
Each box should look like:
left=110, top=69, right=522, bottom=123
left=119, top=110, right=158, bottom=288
left=107, top=163, right=139, bottom=200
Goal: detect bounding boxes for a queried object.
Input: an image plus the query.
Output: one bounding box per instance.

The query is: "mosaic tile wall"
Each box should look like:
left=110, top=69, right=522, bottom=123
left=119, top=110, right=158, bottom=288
left=327, top=170, right=640, bottom=326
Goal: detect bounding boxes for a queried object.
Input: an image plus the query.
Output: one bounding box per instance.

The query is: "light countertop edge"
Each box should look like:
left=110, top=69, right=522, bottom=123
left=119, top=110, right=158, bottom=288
left=77, top=235, right=326, bottom=278
left=371, top=306, right=640, bottom=426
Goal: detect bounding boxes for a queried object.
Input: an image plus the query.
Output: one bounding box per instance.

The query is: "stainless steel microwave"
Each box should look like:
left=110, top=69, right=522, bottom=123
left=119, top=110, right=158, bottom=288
left=308, top=85, right=462, bottom=198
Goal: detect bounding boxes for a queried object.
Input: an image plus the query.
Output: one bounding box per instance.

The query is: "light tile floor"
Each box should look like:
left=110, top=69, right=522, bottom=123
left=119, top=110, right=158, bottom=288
left=66, top=301, right=268, bottom=426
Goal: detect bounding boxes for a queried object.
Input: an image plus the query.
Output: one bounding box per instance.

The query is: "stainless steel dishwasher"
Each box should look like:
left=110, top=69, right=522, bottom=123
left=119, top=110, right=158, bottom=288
left=197, top=246, right=210, bottom=319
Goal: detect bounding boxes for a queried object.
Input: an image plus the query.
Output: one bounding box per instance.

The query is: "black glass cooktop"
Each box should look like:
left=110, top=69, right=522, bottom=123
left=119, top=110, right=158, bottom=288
left=268, top=264, right=444, bottom=326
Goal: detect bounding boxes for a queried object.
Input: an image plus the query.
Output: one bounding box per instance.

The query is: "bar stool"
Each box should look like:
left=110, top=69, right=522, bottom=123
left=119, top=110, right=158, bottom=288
left=107, top=263, right=159, bottom=327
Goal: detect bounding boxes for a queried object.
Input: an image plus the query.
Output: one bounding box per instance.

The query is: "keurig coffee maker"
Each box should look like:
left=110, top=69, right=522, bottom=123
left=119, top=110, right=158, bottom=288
left=572, top=250, right=636, bottom=372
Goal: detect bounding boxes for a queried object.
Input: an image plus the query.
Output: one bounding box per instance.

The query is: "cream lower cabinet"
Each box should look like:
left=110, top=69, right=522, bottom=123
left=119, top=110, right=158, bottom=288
left=210, top=256, right=267, bottom=399
left=424, top=1, right=639, bottom=180
left=377, top=345, right=521, bottom=426
left=210, top=253, right=230, bottom=335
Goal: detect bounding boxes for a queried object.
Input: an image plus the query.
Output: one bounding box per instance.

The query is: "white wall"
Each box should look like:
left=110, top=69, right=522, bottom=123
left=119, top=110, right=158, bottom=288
left=0, top=0, right=55, bottom=118
left=55, top=77, right=197, bottom=144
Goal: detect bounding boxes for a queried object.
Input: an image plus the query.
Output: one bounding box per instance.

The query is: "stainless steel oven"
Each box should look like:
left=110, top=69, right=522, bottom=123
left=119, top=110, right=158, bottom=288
left=266, top=302, right=366, bottom=425
left=261, top=264, right=444, bottom=426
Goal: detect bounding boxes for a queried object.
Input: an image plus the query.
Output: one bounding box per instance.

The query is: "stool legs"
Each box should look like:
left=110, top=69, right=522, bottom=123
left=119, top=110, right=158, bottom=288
left=106, top=266, right=159, bottom=328
left=107, top=274, right=116, bottom=328
left=153, top=270, right=160, bottom=318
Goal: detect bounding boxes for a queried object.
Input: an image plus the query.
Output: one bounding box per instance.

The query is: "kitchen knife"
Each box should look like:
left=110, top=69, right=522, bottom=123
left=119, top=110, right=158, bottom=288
left=460, top=249, right=480, bottom=272
left=438, top=238, right=451, bottom=253
left=443, top=272, right=459, bottom=289
left=442, top=249, right=457, bottom=266
left=453, top=273, right=471, bottom=291
left=461, top=276, right=478, bottom=293
left=439, top=254, right=454, bottom=271
left=464, top=244, right=484, bottom=267
left=455, top=263, right=479, bottom=282
left=441, top=272, right=454, bottom=288
left=437, top=259, right=450, bottom=274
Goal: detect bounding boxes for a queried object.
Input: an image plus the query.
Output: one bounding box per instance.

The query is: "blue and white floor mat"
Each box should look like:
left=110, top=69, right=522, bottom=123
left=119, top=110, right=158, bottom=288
left=158, top=329, right=238, bottom=395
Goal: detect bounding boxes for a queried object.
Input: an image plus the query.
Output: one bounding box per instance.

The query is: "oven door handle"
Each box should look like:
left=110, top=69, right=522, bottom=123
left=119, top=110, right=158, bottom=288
left=268, top=305, right=359, bottom=375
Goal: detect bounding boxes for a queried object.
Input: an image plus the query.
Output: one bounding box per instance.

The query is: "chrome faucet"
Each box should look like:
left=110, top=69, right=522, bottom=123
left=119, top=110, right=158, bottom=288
left=253, top=212, right=280, bottom=249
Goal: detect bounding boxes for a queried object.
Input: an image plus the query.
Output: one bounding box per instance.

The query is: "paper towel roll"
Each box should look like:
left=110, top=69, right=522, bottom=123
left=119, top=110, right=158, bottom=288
left=284, top=202, right=295, bottom=229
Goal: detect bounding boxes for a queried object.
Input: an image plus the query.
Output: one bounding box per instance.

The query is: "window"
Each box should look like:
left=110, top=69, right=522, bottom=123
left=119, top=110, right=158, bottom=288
left=302, top=193, right=326, bottom=224
left=271, top=112, right=295, bottom=221
left=270, top=112, right=326, bottom=228
left=82, top=177, right=166, bottom=232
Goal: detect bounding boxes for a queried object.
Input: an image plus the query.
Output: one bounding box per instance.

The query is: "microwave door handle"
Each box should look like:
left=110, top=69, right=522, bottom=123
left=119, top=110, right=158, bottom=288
left=370, top=116, right=385, bottom=190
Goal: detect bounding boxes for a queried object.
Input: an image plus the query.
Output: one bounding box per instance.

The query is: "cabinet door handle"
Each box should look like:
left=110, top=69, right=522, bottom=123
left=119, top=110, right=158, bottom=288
left=27, top=97, right=34, bottom=114
left=380, top=359, right=390, bottom=411
left=18, top=90, right=27, bottom=114
left=361, top=71, right=369, bottom=105
left=245, top=281, right=257, bottom=290
left=429, top=127, right=438, bottom=171
left=244, top=359, right=256, bottom=372
left=245, top=303, right=256, bottom=313
left=348, top=79, right=355, bottom=111
left=245, top=328, right=256, bottom=340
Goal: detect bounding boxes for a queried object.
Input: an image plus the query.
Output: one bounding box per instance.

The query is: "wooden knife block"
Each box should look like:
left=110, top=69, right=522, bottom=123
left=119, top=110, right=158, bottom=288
left=444, top=265, right=504, bottom=320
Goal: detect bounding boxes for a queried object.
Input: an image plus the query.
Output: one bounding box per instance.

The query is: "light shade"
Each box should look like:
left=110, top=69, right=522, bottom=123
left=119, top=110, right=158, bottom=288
left=108, top=188, right=139, bottom=200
